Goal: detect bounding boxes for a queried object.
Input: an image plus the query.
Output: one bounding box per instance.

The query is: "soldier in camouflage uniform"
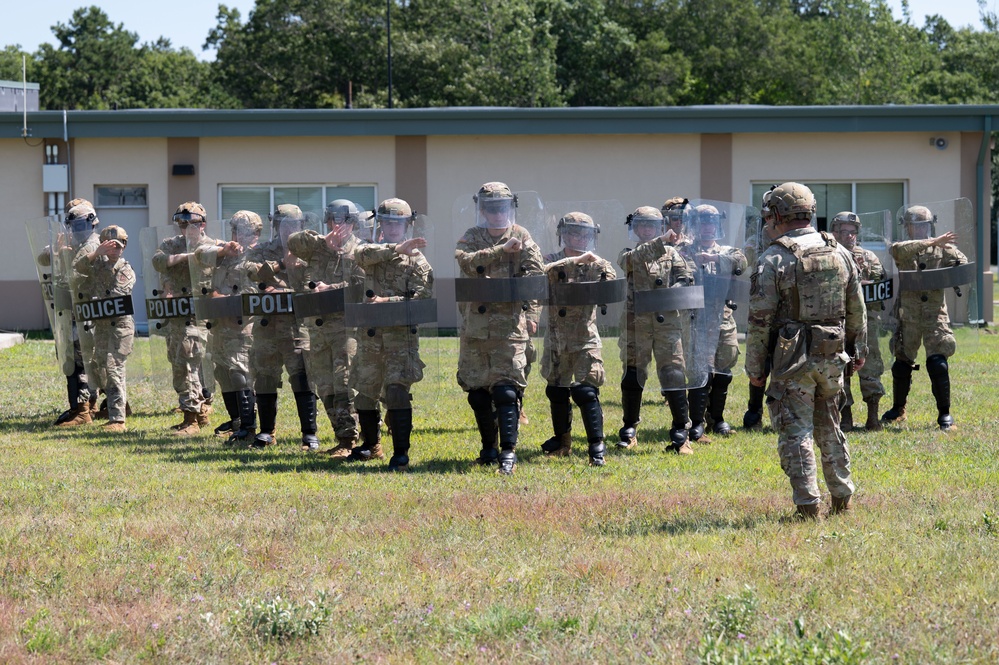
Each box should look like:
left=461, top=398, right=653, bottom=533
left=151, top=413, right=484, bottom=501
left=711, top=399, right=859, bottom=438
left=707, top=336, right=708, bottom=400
left=618, top=206, right=695, bottom=454
left=456, top=182, right=545, bottom=476
left=830, top=211, right=887, bottom=432
left=881, top=206, right=968, bottom=430
left=661, top=197, right=693, bottom=247
left=349, top=198, right=434, bottom=470
left=152, top=202, right=215, bottom=435
left=40, top=199, right=99, bottom=426
left=286, top=200, right=365, bottom=457
left=72, top=225, right=135, bottom=431
left=245, top=204, right=318, bottom=450
left=742, top=188, right=778, bottom=430
left=746, top=182, right=867, bottom=519
left=539, top=212, right=615, bottom=466
left=193, top=210, right=261, bottom=443
left=677, top=204, right=748, bottom=442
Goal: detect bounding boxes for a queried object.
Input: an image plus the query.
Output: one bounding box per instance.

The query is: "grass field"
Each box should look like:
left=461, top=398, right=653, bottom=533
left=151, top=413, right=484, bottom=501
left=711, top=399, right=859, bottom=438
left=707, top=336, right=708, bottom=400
left=1, top=330, right=997, bottom=663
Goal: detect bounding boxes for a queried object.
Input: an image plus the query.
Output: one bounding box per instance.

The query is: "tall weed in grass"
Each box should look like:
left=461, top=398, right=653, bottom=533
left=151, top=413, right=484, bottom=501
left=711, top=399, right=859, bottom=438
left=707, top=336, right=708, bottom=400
left=0, top=329, right=996, bottom=662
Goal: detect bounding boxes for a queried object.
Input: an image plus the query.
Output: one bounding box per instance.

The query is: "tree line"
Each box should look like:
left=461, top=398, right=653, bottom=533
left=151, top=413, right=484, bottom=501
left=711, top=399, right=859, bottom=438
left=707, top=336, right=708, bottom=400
left=2, top=1, right=999, bottom=111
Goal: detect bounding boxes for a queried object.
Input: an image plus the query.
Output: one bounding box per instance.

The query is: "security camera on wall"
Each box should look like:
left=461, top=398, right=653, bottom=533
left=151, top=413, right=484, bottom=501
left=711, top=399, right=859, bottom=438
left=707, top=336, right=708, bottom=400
left=929, top=137, right=948, bottom=150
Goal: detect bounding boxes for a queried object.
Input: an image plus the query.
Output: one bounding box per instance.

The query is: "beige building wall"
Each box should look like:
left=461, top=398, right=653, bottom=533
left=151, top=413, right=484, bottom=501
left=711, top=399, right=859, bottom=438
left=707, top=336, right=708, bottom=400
left=72, top=138, right=170, bottom=220
left=2, top=139, right=49, bottom=328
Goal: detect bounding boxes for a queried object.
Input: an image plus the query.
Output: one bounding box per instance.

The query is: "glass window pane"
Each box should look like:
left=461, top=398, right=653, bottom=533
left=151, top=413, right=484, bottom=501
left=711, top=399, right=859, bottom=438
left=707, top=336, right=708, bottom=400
left=221, top=187, right=271, bottom=225
left=95, top=186, right=147, bottom=208
left=807, top=183, right=851, bottom=231
left=856, top=182, right=904, bottom=217
left=325, top=186, right=377, bottom=212
left=275, top=187, right=323, bottom=215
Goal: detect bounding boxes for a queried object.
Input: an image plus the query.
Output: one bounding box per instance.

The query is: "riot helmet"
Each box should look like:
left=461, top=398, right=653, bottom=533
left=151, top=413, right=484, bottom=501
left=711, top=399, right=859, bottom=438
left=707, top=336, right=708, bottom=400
left=831, top=211, right=861, bottom=250
left=625, top=206, right=664, bottom=244
left=692, top=204, right=726, bottom=245
left=474, top=181, right=518, bottom=232
left=325, top=199, right=363, bottom=227
left=270, top=203, right=305, bottom=247
left=229, top=210, right=263, bottom=247
left=374, top=198, right=415, bottom=244
left=65, top=201, right=98, bottom=244
left=899, top=205, right=936, bottom=240
left=556, top=211, right=599, bottom=253
left=661, top=197, right=691, bottom=238
left=769, top=182, right=815, bottom=224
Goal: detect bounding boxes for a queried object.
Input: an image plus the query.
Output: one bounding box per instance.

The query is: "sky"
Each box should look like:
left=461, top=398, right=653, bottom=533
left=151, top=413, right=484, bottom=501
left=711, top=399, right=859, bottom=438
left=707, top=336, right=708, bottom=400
left=0, top=0, right=993, bottom=63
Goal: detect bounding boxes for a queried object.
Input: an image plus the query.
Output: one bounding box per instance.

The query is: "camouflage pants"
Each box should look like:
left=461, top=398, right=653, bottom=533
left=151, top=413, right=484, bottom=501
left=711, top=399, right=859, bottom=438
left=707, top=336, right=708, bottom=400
left=250, top=318, right=309, bottom=394
left=618, top=312, right=686, bottom=393
left=70, top=334, right=91, bottom=405
left=891, top=313, right=956, bottom=363
left=79, top=320, right=99, bottom=398
left=209, top=320, right=253, bottom=393
left=303, top=318, right=357, bottom=439
left=541, top=344, right=604, bottom=388
left=354, top=327, right=424, bottom=411
left=165, top=321, right=207, bottom=413
left=457, top=336, right=528, bottom=391
left=844, top=316, right=886, bottom=405
left=93, top=319, right=134, bottom=422
left=767, top=355, right=855, bottom=506
left=714, top=313, right=740, bottom=374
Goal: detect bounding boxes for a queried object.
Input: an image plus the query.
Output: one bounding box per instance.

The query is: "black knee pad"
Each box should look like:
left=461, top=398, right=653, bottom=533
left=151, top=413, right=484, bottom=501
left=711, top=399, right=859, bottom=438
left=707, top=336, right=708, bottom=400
left=621, top=367, right=641, bottom=392
left=288, top=371, right=311, bottom=394
left=891, top=359, right=914, bottom=381
left=384, top=383, right=411, bottom=410
left=659, top=368, right=686, bottom=389
left=545, top=385, right=571, bottom=405
left=570, top=384, right=599, bottom=407
left=229, top=370, right=249, bottom=391
left=491, top=384, right=519, bottom=406
left=925, top=354, right=948, bottom=380
left=467, top=388, right=491, bottom=411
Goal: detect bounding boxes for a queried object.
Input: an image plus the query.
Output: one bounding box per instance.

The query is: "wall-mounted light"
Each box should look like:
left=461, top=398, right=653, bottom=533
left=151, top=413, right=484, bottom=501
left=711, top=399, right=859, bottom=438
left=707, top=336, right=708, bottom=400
left=929, top=137, right=948, bottom=150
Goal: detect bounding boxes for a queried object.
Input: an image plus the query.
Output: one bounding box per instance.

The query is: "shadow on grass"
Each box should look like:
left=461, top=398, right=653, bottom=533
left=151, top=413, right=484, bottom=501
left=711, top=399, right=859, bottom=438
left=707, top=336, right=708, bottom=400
left=0, top=414, right=60, bottom=435
left=594, top=512, right=770, bottom=537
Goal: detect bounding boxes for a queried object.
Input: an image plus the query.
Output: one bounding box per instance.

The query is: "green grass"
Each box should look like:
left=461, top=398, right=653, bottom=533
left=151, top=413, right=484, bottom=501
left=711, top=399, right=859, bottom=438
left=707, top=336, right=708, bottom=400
left=1, top=330, right=997, bottom=663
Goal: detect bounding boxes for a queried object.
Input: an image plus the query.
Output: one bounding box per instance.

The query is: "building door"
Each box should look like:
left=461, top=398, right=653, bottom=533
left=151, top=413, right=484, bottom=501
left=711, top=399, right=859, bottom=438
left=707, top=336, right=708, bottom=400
left=95, top=186, right=150, bottom=333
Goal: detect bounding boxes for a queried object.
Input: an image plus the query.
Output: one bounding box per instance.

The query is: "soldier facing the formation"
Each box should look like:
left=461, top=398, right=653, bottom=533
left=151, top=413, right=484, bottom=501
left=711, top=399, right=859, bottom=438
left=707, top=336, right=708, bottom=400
left=539, top=212, right=616, bottom=466
left=455, top=182, right=545, bottom=475
left=830, top=211, right=887, bottom=432
left=746, top=182, right=867, bottom=519
left=617, top=206, right=695, bottom=454
left=882, top=205, right=968, bottom=430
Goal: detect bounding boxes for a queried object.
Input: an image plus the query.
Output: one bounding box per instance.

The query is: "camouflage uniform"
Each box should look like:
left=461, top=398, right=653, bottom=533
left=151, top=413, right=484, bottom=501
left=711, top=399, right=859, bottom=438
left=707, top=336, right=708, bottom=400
left=675, top=213, right=748, bottom=440
left=73, top=227, right=135, bottom=427
left=152, top=232, right=212, bottom=422
left=287, top=228, right=364, bottom=449
left=882, top=206, right=968, bottom=430
left=746, top=183, right=866, bottom=516
left=617, top=206, right=695, bottom=451
left=244, top=204, right=317, bottom=449
left=843, top=243, right=887, bottom=428
left=456, top=182, right=545, bottom=475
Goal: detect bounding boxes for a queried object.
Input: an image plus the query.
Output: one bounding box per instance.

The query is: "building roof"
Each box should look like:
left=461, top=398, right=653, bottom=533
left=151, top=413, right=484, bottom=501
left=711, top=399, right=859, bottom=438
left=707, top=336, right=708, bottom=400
left=2, top=105, right=998, bottom=139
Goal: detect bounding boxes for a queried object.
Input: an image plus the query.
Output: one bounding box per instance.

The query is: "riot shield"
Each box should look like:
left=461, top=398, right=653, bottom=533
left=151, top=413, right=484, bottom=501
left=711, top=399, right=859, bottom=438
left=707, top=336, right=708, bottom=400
left=347, top=212, right=438, bottom=455
left=892, top=198, right=978, bottom=353
left=25, top=216, right=76, bottom=377
left=681, top=199, right=749, bottom=382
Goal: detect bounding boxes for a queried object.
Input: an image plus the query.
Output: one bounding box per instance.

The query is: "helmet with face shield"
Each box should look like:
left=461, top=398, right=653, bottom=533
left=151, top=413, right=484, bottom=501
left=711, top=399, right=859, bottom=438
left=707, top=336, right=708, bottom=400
left=692, top=204, right=727, bottom=244
left=556, top=211, right=599, bottom=253
left=374, top=198, right=416, bottom=244
left=898, top=205, right=936, bottom=240
left=661, top=197, right=691, bottom=240
left=625, top=206, right=665, bottom=245
left=474, top=181, right=518, bottom=230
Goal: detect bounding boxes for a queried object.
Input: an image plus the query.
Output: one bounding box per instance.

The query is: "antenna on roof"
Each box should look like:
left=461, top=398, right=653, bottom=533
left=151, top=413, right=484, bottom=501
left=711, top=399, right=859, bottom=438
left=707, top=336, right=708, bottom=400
left=21, top=55, right=29, bottom=138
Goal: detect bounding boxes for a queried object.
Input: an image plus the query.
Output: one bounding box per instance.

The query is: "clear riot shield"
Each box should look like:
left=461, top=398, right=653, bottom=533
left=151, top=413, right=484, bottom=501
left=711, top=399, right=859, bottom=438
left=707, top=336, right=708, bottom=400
left=617, top=205, right=706, bottom=395
left=892, top=198, right=978, bottom=353
left=53, top=219, right=103, bottom=401
left=734, top=206, right=765, bottom=333
left=453, top=190, right=548, bottom=406
left=25, top=216, right=76, bottom=377
left=347, top=212, right=439, bottom=421
left=682, top=199, right=750, bottom=381
left=538, top=201, right=628, bottom=395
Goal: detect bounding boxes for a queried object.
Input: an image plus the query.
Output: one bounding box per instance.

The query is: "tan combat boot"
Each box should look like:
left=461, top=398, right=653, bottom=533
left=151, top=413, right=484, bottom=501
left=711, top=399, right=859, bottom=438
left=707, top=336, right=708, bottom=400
left=675, top=440, right=694, bottom=455
left=831, top=495, right=852, bottom=515
left=795, top=504, right=820, bottom=521
left=540, top=432, right=572, bottom=457
left=323, top=436, right=357, bottom=459
left=57, top=403, right=93, bottom=427
left=104, top=421, right=127, bottom=433
left=865, top=399, right=882, bottom=431
left=196, top=404, right=212, bottom=428
left=172, top=410, right=200, bottom=436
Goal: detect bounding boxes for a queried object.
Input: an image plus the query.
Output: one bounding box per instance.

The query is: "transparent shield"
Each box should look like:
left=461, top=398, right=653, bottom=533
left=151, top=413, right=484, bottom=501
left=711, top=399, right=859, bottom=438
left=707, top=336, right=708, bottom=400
left=453, top=190, right=548, bottom=400
left=347, top=213, right=439, bottom=417
left=892, top=198, right=978, bottom=355
left=539, top=200, right=627, bottom=391
left=52, top=217, right=103, bottom=395
left=25, top=216, right=75, bottom=377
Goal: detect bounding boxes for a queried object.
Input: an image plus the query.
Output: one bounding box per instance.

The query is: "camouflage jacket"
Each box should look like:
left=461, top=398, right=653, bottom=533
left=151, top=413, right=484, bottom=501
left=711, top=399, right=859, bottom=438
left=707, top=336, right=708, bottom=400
left=849, top=245, right=887, bottom=313
left=617, top=236, right=693, bottom=314
left=544, top=250, right=616, bottom=350
left=455, top=224, right=544, bottom=341
left=746, top=227, right=867, bottom=379
left=286, top=229, right=364, bottom=291
left=890, top=239, right=968, bottom=310
left=354, top=243, right=433, bottom=303
left=245, top=238, right=309, bottom=292
left=676, top=241, right=748, bottom=280
left=193, top=242, right=259, bottom=298
left=151, top=234, right=217, bottom=297
left=74, top=256, right=136, bottom=329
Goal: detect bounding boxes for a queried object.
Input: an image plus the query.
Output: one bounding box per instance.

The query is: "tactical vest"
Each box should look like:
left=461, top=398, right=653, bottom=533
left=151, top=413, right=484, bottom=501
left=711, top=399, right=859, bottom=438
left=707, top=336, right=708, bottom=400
left=775, top=231, right=847, bottom=325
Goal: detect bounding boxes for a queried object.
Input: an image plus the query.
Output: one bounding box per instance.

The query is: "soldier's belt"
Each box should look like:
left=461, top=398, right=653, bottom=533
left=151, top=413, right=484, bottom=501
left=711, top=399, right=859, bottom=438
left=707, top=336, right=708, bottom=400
left=54, top=285, right=73, bottom=310
left=194, top=295, right=243, bottom=320
left=242, top=292, right=295, bottom=317
left=75, top=295, right=134, bottom=321
left=293, top=289, right=346, bottom=318
left=552, top=278, right=627, bottom=307
left=146, top=296, right=195, bottom=320
left=863, top=278, right=894, bottom=303
left=345, top=298, right=437, bottom=328
left=898, top=262, right=976, bottom=292
left=455, top=276, right=548, bottom=302
left=633, top=285, right=704, bottom=314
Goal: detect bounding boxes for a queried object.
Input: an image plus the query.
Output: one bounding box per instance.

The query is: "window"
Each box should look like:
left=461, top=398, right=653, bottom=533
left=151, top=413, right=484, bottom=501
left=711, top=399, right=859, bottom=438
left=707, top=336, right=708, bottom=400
left=750, top=182, right=904, bottom=231
left=219, top=184, right=377, bottom=237
left=95, top=186, right=148, bottom=208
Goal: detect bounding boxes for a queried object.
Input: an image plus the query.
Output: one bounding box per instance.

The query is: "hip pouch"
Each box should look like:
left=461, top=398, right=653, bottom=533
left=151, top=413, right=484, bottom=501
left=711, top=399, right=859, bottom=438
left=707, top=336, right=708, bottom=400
left=772, top=326, right=807, bottom=381
left=808, top=324, right=845, bottom=358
